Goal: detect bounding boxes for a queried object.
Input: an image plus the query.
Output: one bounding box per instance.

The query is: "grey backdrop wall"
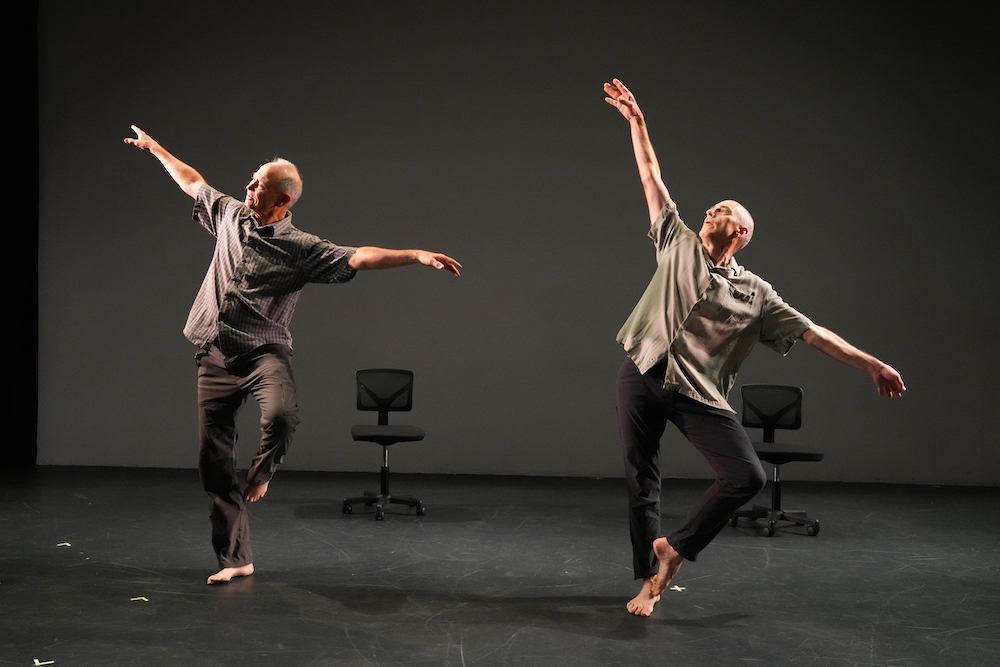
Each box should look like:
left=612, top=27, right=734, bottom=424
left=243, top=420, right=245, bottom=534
left=38, top=1, right=999, bottom=484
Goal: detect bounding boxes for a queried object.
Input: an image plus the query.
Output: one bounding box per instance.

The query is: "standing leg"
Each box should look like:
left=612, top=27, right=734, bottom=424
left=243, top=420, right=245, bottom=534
left=617, top=358, right=683, bottom=616
left=196, top=345, right=255, bottom=583
left=616, top=358, right=669, bottom=580
left=666, top=396, right=766, bottom=560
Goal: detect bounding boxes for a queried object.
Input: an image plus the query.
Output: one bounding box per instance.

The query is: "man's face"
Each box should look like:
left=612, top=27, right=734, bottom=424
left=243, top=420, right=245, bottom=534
left=699, top=200, right=746, bottom=249
left=245, top=164, right=284, bottom=219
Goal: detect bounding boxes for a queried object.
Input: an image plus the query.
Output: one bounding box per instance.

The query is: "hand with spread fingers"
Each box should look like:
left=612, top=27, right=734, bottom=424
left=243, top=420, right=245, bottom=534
left=604, top=78, right=643, bottom=122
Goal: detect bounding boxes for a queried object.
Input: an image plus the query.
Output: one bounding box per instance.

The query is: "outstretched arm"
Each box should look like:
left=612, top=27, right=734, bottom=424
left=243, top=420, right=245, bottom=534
left=349, top=247, right=462, bottom=276
left=124, top=125, right=206, bottom=199
left=801, top=325, right=906, bottom=398
left=604, top=78, right=670, bottom=223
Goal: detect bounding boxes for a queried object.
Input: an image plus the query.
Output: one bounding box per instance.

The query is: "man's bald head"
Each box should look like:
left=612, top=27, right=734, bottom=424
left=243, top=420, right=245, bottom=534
left=267, top=158, right=303, bottom=207
left=732, top=201, right=754, bottom=251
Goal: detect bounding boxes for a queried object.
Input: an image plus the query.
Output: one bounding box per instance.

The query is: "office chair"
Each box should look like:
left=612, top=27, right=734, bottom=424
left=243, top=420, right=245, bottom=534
left=342, top=369, right=426, bottom=520
left=729, top=384, right=824, bottom=537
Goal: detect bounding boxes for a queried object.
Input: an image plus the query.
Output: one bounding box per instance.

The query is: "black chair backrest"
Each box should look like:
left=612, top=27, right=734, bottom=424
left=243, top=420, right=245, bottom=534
left=740, top=384, right=802, bottom=443
left=357, top=369, right=414, bottom=425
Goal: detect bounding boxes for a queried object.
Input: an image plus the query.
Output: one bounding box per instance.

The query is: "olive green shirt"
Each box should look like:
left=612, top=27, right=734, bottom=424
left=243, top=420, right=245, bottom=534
left=617, top=200, right=812, bottom=412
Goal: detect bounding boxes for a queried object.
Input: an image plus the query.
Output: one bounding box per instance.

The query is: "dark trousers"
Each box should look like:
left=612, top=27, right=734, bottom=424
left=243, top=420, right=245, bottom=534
left=196, top=344, right=300, bottom=568
left=616, top=358, right=766, bottom=579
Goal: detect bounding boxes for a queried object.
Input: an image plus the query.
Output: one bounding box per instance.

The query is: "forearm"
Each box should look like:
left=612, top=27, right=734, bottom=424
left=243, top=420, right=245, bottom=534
left=148, top=145, right=206, bottom=198
left=348, top=247, right=420, bottom=270
left=629, top=117, right=669, bottom=219
left=802, top=324, right=905, bottom=397
left=801, top=325, right=883, bottom=374
left=629, top=117, right=660, bottom=184
left=349, top=246, right=462, bottom=276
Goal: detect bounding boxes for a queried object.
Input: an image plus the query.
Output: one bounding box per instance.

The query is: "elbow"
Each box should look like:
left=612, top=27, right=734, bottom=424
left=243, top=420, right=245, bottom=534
left=640, top=174, right=663, bottom=194
left=184, top=179, right=206, bottom=199
left=801, top=324, right=825, bottom=347
left=349, top=247, right=377, bottom=271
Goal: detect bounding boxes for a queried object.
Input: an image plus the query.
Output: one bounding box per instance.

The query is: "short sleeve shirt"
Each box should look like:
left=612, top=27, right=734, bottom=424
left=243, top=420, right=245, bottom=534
left=183, top=184, right=357, bottom=355
left=617, top=201, right=812, bottom=412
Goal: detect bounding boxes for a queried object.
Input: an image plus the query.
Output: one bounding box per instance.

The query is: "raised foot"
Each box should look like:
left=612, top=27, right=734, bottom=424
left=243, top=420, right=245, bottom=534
left=207, top=563, right=254, bottom=585
left=649, top=537, right=684, bottom=598
left=243, top=481, right=269, bottom=503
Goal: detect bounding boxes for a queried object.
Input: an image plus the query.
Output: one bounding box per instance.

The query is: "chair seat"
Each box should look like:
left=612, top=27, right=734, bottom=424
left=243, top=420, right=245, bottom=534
left=752, top=442, right=825, bottom=465
left=352, top=425, right=425, bottom=446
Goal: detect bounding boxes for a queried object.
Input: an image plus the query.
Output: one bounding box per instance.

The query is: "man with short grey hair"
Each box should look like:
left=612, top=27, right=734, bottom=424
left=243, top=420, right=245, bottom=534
left=604, top=79, right=905, bottom=616
left=126, top=126, right=462, bottom=584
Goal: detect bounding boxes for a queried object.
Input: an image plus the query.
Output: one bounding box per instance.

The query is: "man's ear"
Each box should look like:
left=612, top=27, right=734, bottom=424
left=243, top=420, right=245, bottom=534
left=278, top=193, right=292, bottom=207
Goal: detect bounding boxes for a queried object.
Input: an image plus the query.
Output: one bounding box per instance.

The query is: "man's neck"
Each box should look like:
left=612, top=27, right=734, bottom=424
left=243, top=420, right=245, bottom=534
left=252, top=209, right=288, bottom=226
left=702, top=241, right=737, bottom=267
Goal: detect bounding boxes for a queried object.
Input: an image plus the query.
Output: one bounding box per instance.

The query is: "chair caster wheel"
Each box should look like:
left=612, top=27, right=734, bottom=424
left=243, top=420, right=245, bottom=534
left=806, top=522, right=819, bottom=536
left=417, top=505, right=426, bottom=516
left=729, top=515, right=738, bottom=527
left=375, top=506, right=385, bottom=521
left=763, top=523, right=775, bottom=537
left=342, top=502, right=352, bottom=515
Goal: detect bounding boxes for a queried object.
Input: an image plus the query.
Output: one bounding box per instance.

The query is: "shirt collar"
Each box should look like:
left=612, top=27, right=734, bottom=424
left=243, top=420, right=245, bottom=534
left=246, top=213, right=293, bottom=238
left=702, top=246, right=743, bottom=277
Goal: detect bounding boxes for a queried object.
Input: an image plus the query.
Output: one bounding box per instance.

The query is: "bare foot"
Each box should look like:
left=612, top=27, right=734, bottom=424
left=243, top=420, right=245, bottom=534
left=649, top=537, right=683, bottom=598
left=626, top=577, right=661, bottom=616
left=626, top=538, right=684, bottom=616
left=243, top=480, right=269, bottom=502
left=207, top=563, right=254, bottom=584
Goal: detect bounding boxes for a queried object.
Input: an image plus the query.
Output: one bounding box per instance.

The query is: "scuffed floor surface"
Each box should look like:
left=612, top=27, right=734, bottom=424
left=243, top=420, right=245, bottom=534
left=1, top=467, right=998, bottom=666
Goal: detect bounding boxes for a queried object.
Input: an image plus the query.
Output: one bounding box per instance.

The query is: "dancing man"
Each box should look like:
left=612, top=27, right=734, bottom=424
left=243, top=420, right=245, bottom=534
left=125, top=126, right=462, bottom=584
left=604, top=79, right=905, bottom=616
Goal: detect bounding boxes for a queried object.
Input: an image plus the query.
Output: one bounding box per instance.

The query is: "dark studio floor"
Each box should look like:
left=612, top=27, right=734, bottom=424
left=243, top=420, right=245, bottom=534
left=1, top=466, right=998, bottom=666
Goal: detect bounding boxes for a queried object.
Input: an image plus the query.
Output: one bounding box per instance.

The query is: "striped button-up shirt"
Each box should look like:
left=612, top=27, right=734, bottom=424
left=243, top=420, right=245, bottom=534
left=183, top=184, right=357, bottom=356
left=617, top=200, right=812, bottom=412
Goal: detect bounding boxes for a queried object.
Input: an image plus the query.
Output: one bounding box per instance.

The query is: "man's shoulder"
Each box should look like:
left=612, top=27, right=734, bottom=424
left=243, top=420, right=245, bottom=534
left=732, top=264, right=773, bottom=289
left=197, top=184, right=248, bottom=217
left=276, top=219, right=321, bottom=245
left=650, top=198, right=699, bottom=253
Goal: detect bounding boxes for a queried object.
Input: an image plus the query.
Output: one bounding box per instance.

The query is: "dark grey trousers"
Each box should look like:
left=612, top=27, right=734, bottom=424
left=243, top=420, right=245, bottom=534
left=196, top=344, right=300, bottom=568
left=616, top=357, right=766, bottom=579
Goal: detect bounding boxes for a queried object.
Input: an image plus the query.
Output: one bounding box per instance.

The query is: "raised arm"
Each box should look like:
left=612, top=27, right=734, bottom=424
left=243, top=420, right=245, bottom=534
left=604, top=78, right=670, bottom=223
left=801, top=325, right=906, bottom=398
left=124, top=125, right=206, bottom=199
left=349, top=247, right=462, bottom=276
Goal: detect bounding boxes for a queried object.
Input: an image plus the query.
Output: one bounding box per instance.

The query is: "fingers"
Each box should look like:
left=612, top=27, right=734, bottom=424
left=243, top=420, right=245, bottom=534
left=419, top=251, right=462, bottom=276
left=125, top=125, right=147, bottom=147
left=876, top=376, right=905, bottom=398
left=438, top=255, right=462, bottom=276
left=603, top=80, right=628, bottom=102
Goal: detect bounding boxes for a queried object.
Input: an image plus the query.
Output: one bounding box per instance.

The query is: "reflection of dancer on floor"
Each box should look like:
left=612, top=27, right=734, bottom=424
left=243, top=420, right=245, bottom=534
left=603, top=79, right=905, bottom=616
left=125, top=126, right=461, bottom=584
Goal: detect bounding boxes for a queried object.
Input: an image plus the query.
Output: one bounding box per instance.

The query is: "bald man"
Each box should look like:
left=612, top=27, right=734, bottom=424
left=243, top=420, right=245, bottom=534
left=126, top=126, right=461, bottom=584
left=603, top=80, right=905, bottom=616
